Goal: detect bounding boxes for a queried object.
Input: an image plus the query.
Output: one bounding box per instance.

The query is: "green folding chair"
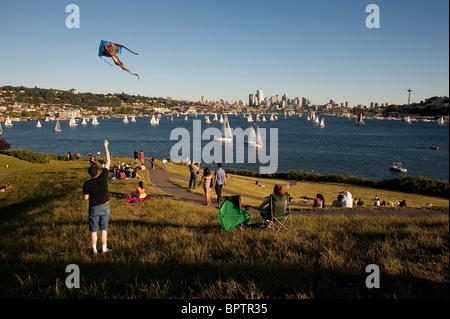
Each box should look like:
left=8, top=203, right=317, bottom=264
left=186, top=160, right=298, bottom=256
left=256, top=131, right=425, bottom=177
left=219, top=195, right=241, bottom=209
left=269, top=194, right=292, bottom=235
left=217, top=199, right=250, bottom=232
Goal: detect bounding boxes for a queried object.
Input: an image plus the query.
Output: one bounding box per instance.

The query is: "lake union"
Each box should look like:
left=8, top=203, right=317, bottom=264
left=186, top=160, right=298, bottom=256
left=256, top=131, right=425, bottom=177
left=2, top=114, right=449, bottom=181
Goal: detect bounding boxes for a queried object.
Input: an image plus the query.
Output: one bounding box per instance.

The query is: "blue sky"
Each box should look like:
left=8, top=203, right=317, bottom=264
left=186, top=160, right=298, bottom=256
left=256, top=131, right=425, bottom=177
left=0, top=0, right=448, bottom=106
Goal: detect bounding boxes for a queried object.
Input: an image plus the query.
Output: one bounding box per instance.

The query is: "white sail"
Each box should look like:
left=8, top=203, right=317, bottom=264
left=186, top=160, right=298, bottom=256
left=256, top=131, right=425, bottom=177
left=205, top=115, right=211, bottom=124
left=215, top=115, right=233, bottom=142
left=269, top=114, right=275, bottom=121
left=92, top=116, right=99, bottom=125
left=81, top=118, right=87, bottom=125
left=54, top=120, right=61, bottom=132
left=247, top=126, right=256, bottom=145
left=4, top=116, right=13, bottom=127
left=405, top=116, right=411, bottom=124
left=36, top=120, right=42, bottom=128
left=69, top=114, right=77, bottom=127
left=45, top=117, right=50, bottom=122
left=213, top=113, right=219, bottom=122
left=262, top=115, right=267, bottom=122
left=185, top=115, right=188, bottom=121
left=255, top=126, right=263, bottom=148
left=150, top=115, right=159, bottom=125
left=314, top=116, right=320, bottom=125
left=123, top=115, right=129, bottom=123
left=438, top=117, right=445, bottom=126
left=247, top=114, right=254, bottom=122
left=256, top=114, right=261, bottom=122
left=131, top=116, right=136, bottom=122
left=320, top=118, right=325, bottom=128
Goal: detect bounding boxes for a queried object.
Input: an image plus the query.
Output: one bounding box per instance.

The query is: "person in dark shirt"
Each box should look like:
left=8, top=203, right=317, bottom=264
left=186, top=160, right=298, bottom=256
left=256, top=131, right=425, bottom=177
left=83, top=140, right=111, bottom=256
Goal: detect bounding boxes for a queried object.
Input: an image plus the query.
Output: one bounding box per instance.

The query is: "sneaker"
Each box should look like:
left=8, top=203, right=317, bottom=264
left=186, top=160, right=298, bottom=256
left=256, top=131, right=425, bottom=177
left=92, top=250, right=98, bottom=257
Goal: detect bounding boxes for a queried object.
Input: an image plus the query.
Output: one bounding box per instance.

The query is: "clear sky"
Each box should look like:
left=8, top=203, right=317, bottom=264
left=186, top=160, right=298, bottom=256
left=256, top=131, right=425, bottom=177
left=0, top=0, right=448, bottom=106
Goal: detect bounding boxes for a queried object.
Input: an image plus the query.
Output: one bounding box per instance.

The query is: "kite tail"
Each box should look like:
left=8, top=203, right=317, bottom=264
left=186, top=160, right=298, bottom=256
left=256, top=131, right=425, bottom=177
left=122, top=46, right=139, bottom=55
left=129, top=71, right=140, bottom=80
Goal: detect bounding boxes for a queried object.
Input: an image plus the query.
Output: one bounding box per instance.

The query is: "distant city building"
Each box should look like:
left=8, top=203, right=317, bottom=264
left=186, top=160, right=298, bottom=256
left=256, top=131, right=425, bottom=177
left=257, top=90, right=264, bottom=106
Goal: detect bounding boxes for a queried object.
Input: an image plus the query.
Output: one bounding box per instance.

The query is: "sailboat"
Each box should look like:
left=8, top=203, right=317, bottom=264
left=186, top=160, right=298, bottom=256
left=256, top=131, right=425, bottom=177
left=92, top=116, right=99, bottom=126
left=131, top=116, right=136, bottom=123
left=437, top=116, right=445, bottom=126
left=36, top=120, right=42, bottom=128
left=404, top=116, right=411, bottom=124
left=205, top=115, right=211, bottom=124
left=262, top=115, right=267, bottom=122
left=170, top=116, right=173, bottom=123
left=53, top=120, right=61, bottom=132
left=214, top=115, right=233, bottom=142
left=213, top=113, right=219, bottom=122
left=356, top=113, right=365, bottom=125
left=4, top=116, right=13, bottom=127
left=255, top=114, right=261, bottom=122
left=69, top=114, right=78, bottom=127
left=314, top=116, right=320, bottom=126
left=255, top=125, right=263, bottom=148
left=150, top=115, right=159, bottom=125
left=81, top=118, right=87, bottom=125
left=219, top=114, right=224, bottom=123
left=247, top=114, right=254, bottom=122
left=184, top=115, right=189, bottom=121
left=45, top=117, right=50, bottom=122
left=123, top=115, right=129, bottom=123
left=310, top=112, right=315, bottom=122
left=269, top=114, right=275, bottom=121
left=320, top=117, right=325, bottom=128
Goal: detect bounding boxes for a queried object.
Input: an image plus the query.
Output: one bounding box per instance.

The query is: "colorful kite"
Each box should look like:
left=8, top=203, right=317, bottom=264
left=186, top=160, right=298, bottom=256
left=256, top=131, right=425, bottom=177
left=98, top=40, right=139, bottom=79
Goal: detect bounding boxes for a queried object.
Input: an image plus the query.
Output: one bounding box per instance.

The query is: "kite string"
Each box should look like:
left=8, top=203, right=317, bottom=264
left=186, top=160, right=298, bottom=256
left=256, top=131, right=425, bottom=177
left=100, top=56, right=114, bottom=67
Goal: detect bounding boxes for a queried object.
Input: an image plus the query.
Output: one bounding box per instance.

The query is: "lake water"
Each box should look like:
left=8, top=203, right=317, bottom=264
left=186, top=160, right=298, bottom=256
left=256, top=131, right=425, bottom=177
left=1, top=115, right=449, bottom=181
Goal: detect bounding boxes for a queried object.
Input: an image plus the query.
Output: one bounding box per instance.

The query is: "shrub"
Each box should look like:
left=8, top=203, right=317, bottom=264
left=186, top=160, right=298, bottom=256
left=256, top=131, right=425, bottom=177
left=0, top=138, right=11, bottom=151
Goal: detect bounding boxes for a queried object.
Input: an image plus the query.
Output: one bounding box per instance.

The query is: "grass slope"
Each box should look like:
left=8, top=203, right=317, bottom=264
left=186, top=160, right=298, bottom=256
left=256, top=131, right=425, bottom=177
left=0, top=156, right=448, bottom=298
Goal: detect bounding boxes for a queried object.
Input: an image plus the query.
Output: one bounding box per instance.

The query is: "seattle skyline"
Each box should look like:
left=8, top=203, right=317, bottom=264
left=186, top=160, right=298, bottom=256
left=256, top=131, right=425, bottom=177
left=0, top=0, right=448, bottom=107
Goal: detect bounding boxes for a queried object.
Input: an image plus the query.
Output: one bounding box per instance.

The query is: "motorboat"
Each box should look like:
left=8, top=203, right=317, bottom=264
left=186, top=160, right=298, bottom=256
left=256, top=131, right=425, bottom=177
left=390, top=162, right=407, bottom=173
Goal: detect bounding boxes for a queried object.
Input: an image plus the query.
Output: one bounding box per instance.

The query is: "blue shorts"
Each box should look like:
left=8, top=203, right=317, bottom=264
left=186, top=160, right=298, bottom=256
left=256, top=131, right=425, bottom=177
left=88, top=202, right=111, bottom=232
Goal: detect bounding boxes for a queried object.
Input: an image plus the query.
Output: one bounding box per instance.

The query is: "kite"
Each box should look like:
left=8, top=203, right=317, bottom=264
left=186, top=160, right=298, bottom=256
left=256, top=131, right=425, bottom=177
left=98, top=40, right=139, bottom=79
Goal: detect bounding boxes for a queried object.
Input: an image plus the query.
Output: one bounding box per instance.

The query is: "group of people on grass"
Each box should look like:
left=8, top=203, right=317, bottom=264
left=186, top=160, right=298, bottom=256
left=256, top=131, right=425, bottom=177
left=112, top=161, right=143, bottom=180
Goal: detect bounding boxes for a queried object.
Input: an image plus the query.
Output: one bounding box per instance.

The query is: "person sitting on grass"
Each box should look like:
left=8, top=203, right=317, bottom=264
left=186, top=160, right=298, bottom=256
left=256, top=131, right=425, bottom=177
left=313, top=194, right=325, bottom=208
left=125, top=181, right=154, bottom=205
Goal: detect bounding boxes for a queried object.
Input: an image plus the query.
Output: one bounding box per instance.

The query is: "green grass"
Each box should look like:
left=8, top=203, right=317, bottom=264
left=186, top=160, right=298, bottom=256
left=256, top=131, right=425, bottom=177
left=0, top=155, right=448, bottom=298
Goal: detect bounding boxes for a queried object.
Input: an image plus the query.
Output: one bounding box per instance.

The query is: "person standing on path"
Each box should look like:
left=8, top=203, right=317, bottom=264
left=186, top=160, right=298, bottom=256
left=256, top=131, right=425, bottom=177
left=134, top=150, right=138, bottom=162
left=139, top=150, right=144, bottom=165
left=188, top=160, right=200, bottom=189
left=213, top=163, right=227, bottom=202
left=83, top=140, right=112, bottom=257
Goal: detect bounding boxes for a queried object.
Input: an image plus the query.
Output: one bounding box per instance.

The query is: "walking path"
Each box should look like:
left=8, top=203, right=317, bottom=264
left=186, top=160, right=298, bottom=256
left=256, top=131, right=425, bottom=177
left=143, top=159, right=449, bottom=218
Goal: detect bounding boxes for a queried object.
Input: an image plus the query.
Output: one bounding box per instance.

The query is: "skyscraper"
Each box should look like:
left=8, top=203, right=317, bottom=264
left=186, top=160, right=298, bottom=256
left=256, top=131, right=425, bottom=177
left=257, top=90, right=264, bottom=107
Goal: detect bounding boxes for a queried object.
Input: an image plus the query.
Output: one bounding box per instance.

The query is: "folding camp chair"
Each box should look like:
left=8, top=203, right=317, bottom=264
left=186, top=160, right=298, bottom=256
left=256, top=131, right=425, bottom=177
left=219, top=195, right=241, bottom=209
left=268, top=194, right=292, bottom=235
left=216, top=199, right=250, bottom=232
